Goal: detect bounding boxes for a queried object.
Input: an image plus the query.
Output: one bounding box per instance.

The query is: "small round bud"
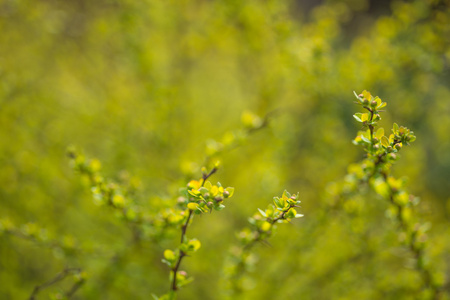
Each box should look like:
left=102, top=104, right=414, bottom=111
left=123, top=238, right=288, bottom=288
left=223, top=190, right=230, bottom=198
left=358, top=94, right=364, bottom=98
left=372, top=138, right=379, bottom=144
left=373, top=144, right=379, bottom=150
left=207, top=201, right=213, bottom=207
left=290, top=196, right=296, bottom=200
left=389, top=153, right=397, bottom=160
left=204, top=193, right=210, bottom=198
left=362, top=99, right=369, bottom=105
left=179, top=271, right=187, bottom=277
left=370, top=100, right=377, bottom=107
left=394, top=143, right=402, bottom=150
left=214, top=196, right=223, bottom=202
left=386, top=146, right=393, bottom=152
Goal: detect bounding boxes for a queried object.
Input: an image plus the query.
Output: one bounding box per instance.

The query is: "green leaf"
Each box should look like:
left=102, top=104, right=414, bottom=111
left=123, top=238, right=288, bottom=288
left=393, top=123, right=399, bottom=133
left=381, top=136, right=389, bottom=147
left=188, top=189, right=201, bottom=197
left=258, top=208, right=267, bottom=217
left=377, top=102, right=387, bottom=109
left=282, top=190, right=291, bottom=198
left=164, top=249, right=176, bottom=261
left=360, top=135, right=371, bottom=144
left=361, top=113, right=369, bottom=122
left=198, top=187, right=209, bottom=196
left=261, top=221, right=271, bottom=231
left=112, top=195, right=125, bottom=208
left=187, top=202, right=199, bottom=210
left=225, top=187, right=234, bottom=198
left=374, top=96, right=382, bottom=107
left=353, top=113, right=363, bottom=122
left=203, top=181, right=212, bottom=190
left=394, top=191, right=409, bottom=206
left=376, top=128, right=384, bottom=140
left=188, top=239, right=201, bottom=252
left=286, top=208, right=296, bottom=219
left=362, top=90, right=371, bottom=99
left=273, top=197, right=282, bottom=208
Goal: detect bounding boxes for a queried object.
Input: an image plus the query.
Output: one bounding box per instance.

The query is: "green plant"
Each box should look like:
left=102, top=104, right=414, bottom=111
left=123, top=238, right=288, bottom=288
left=223, top=190, right=303, bottom=297
left=157, top=166, right=235, bottom=300
left=1, top=89, right=448, bottom=299
left=350, top=90, right=442, bottom=298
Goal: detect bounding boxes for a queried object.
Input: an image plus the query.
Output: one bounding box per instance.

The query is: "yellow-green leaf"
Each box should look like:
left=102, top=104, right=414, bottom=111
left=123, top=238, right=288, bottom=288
left=112, top=195, right=125, bottom=208
left=164, top=249, right=176, bottom=261
left=361, top=113, right=369, bottom=122
left=362, top=90, right=372, bottom=100
left=389, top=134, right=395, bottom=144
left=376, top=128, right=384, bottom=139
left=286, top=208, right=297, bottom=219
left=204, top=181, right=212, bottom=190
left=381, top=136, right=389, bottom=147
left=187, top=203, right=199, bottom=210
left=261, top=221, right=272, bottom=232
left=225, top=187, right=234, bottom=198
left=378, top=102, right=387, bottom=109
left=188, top=239, right=201, bottom=251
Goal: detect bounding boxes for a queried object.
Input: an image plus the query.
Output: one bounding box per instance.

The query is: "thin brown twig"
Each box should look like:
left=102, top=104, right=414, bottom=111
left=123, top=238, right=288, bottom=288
left=29, top=268, right=81, bottom=300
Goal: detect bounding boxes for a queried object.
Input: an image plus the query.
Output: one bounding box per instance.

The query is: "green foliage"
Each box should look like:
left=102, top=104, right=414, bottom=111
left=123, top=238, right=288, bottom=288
left=351, top=90, right=442, bottom=298
left=223, top=190, right=303, bottom=297
left=158, top=165, right=235, bottom=299
left=1, top=0, right=450, bottom=299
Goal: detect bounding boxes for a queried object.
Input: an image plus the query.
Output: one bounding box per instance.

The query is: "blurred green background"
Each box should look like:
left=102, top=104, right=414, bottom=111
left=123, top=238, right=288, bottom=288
left=1, top=0, right=449, bottom=299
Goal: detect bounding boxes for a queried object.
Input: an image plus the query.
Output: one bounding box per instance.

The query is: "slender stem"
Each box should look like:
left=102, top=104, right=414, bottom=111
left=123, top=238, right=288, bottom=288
left=66, top=279, right=85, bottom=298
left=368, top=109, right=374, bottom=154
left=171, top=252, right=186, bottom=291
left=243, top=207, right=291, bottom=251
left=29, top=268, right=81, bottom=300
left=171, top=209, right=192, bottom=292
left=380, top=171, right=440, bottom=298
left=170, top=166, right=218, bottom=292
left=202, top=167, right=218, bottom=186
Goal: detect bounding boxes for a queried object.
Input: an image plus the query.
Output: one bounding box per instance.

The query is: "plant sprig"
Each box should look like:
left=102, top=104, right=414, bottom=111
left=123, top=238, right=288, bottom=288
left=223, top=190, right=303, bottom=297
left=351, top=90, right=442, bottom=298
left=157, top=165, right=235, bottom=300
